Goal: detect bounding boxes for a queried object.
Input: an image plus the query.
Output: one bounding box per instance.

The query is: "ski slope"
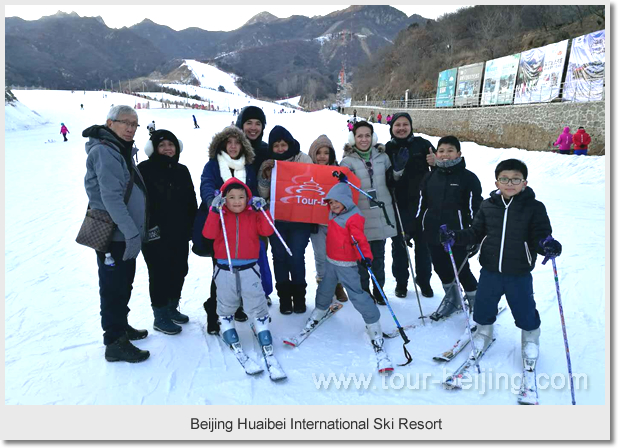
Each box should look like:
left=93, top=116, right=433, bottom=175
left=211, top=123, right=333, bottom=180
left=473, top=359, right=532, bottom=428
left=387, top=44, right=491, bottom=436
left=5, top=89, right=606, bottom=405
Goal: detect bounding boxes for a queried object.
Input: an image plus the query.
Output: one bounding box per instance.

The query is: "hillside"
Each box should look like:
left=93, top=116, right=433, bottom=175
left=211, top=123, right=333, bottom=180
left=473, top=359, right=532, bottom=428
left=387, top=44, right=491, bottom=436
left=352, top=5, right=605, bottom=100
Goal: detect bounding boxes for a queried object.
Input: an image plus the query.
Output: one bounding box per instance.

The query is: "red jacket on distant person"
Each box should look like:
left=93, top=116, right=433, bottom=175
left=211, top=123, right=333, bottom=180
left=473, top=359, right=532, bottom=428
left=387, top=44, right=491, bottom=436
left=203, top=178, right=273, bottom=261
left=573, top=128, right=591, bottom=150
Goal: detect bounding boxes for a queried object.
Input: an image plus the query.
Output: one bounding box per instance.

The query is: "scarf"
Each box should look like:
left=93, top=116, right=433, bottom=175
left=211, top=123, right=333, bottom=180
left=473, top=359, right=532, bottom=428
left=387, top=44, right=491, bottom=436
left=217, top=151, right=246, bottom=184
left=435, top=156, right=462, bottom=169
left=353, top=146, right=372, bottom=162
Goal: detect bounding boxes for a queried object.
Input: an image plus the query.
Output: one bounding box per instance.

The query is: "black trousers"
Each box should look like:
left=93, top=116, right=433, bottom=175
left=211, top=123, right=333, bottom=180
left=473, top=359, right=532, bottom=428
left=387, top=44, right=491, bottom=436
left=428, top=244, right=477, bottom=292
left=142, top=239, right=190, bottom=308
left=391, top=228, right=432, bottom=287
left=358, top=239, right=386, bottom=292
left=96, top=241, right=136, bottom=345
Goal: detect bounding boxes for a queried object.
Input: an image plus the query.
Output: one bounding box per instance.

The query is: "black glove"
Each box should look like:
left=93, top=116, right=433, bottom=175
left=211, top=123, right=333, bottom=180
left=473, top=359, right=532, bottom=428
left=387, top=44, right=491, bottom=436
left=540, top=237, right=562, bottom=259
left=393, top=148, right=409, bottom=171
left=466, top=244, right=480, bottom=258
left=361, top=258, right=372, bottom=269
left=439, top=225, right=455, bottom=247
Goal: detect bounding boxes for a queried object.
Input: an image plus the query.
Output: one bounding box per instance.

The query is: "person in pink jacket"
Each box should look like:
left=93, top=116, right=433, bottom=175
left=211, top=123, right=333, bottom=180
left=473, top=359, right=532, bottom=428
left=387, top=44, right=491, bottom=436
left=553, top=126, right=573, bottom=155
left=60, top=123, right=69, bottom=142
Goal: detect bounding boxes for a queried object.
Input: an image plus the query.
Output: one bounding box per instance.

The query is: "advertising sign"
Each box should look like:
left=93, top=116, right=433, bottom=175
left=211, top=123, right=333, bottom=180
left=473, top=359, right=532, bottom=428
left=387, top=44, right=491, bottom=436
left=435, top=68, right=458, bottom=107
left=481, top=54, right=520, bottom=105
left=563, top=30, right=605, bottom=102
left=514, top=39, right=568, bottom=104
left=270, top=162, right=360, bottom=225
left=455, top=62, right=484, bottom=106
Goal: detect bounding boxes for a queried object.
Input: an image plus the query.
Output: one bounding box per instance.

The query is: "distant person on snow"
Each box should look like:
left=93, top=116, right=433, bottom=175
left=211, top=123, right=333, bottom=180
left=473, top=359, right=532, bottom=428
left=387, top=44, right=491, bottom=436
left=82, top=105, right=149, bottom=363
left=553, top=126, right=573, bottom=155
left=573, top=126, right=591, bottom=156
left=147, top=120, right=156, bottom=136
left=60, top=123, right=69, bottom=142
left=193, top=114, right=200, bottom=129
left=386, top=114, right=392, bottom=125
left=80, top=104, right=84, bottom=110
left=377, top=112, right=382, bottom=124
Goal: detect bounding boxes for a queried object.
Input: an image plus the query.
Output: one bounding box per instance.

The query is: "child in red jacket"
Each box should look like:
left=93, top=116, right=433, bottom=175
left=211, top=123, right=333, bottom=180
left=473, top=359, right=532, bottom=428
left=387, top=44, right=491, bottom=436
left=303, top=181, right=392, bottom=372
left=203, top=178, right=279, bottom=371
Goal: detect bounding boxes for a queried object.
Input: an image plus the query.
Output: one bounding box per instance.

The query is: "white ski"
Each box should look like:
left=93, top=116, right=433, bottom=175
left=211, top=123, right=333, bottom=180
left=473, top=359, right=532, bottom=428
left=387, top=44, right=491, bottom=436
left=221, top=337, right=264, bottom=376
left=517, top=358, right=539, bottom=405
left=282, top=303, right=343, bottom=347
left=442, top=339, right=495, bottom=390
left=250, top=323, right=287, bottom=381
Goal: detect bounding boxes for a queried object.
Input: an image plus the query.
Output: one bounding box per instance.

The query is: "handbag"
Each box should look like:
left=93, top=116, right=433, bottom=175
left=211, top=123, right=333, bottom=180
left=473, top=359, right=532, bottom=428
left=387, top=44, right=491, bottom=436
left=191, top=201, right=214, bottom=257
left=76, top=169, right=135, bottom=252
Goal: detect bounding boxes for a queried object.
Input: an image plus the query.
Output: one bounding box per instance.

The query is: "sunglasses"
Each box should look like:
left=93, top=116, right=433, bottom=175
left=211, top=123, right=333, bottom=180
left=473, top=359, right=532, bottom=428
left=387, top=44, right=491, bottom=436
left=365, top=161, right=373, bottom=177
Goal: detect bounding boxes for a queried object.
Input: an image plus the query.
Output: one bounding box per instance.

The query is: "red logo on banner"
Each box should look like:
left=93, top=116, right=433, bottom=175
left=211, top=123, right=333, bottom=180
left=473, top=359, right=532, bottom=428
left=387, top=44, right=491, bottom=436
left=270, top=161, right=360, bottom=225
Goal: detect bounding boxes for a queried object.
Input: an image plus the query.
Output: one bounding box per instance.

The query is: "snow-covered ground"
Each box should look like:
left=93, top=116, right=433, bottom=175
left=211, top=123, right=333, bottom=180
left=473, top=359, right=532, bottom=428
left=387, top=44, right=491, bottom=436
left=5, top=88, right=606, bottom=405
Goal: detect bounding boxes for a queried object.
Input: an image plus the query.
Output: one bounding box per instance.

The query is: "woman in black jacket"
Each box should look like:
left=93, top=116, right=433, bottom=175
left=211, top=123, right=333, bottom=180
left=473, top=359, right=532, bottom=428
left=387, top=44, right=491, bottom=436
left=416, top=136, right=482, bottom=320
left=138, top=130, right=198, bottom=335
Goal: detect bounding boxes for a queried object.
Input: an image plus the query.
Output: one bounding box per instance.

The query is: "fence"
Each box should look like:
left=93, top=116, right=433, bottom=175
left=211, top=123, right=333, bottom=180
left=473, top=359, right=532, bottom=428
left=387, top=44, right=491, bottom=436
left=352, top=81, right=605, bottom=110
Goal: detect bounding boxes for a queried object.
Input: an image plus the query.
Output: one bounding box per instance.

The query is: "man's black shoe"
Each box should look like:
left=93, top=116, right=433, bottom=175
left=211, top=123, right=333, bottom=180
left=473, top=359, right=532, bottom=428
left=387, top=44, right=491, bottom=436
left=126, top=325, right=148, bottom=341
left=105, top=335, right=150, bottom=363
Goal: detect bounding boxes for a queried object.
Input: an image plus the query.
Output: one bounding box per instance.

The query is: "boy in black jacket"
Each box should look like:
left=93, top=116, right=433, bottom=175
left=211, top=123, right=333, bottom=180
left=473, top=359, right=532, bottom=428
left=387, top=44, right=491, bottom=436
left=416, top=136, right=482, bottom=320
left=440, top=159, right=562, bottom=366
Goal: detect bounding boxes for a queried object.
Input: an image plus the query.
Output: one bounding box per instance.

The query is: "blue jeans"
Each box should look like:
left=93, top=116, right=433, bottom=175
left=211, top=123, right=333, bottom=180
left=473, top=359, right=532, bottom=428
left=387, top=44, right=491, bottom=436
left=269, top=221, right=311, bottom=285
left=473, top=268, right=541, bottom=331
left=96, top=241, right=136, bottom=345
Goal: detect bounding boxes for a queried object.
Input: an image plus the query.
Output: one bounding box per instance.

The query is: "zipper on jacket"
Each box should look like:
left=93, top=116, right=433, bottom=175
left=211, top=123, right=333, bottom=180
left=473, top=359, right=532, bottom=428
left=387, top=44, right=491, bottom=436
left=524, top=242, right=532, bottom=266
left=457, top=210, right=464, bottom=229
left=415, top=191, right=423, bottom=219
left=468, top=191, right=474, bottom=220
left=235, top=215, right=239, bottom=259
left=498, top=196, right=512, bottom=273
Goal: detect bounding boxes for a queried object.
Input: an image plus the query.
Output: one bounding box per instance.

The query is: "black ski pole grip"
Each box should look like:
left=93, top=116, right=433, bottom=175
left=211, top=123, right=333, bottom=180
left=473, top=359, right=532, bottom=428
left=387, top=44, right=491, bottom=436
left=332, top=171, right=340, bottom=178
left=398, top=327, right=410, bottom=345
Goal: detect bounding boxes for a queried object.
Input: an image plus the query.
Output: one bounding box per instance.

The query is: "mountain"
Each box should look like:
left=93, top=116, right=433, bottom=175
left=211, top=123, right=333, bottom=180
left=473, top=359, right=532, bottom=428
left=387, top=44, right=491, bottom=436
left=6, top=6, right=428, bottom=99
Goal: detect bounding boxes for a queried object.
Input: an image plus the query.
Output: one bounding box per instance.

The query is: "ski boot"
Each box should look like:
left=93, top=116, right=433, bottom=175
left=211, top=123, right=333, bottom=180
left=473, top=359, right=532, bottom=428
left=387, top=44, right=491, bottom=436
left=220, top=315, right=239, bottom=345
left=470, top=323, right=493, bottom=359
left=303, top=307, right=329, bottom=332
left=464, top=290, right=476, bottom=314
left=429, top=282, right=462, bottom=321
left=254, top=315, right=286, bottom=380
left=522, top=327, right=540, bottom=364
left=366, top=321, right=393, bottom=374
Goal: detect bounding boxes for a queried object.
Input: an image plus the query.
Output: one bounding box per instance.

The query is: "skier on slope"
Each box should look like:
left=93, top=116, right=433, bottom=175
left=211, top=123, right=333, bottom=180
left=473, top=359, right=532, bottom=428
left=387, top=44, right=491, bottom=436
left=60, top=123, right=69, bottom=142
left=440, top=159, right=562, bottom=401
left=302, top=181, right=392, bottom=372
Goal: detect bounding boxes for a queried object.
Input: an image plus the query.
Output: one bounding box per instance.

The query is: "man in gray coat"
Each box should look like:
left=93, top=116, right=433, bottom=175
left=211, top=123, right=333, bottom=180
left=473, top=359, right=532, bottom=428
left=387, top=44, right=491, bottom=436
left=82, top=105, right=149, bottom=363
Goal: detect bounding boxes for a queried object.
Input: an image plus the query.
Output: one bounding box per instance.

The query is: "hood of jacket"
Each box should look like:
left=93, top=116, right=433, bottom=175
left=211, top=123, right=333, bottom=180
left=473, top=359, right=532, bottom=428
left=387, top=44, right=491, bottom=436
left=561, top=126, right=571, bottom=134
left=208, top=126, right=255, bottom=164
left=82, top=125, right=136, bottom=158
left=266, top=125, right=301, bottom=161
left=325, top=182, right=359, bottom=225
left=342, top=142, right=386, bottom=157
left=220, top=177, right=253, bottom=212
left=308, top=134, right=336, bottom=165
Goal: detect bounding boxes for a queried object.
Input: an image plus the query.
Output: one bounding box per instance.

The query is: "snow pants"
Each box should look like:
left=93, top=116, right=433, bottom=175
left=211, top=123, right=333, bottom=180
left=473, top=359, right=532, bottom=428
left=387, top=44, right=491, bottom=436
left=574, top=149, right=587, bottom=156
left=391, top=227, right=432, bottom=287
left=429, top=244, right=477, bottom=292
left=141, top=239, right=189, bottom=308
left=269, top=221, right=311, bottom=286
left=316, top=260, right=380, bottom=324
left=358, top=239, right=386, bottom=292
left=473, top=268, right=540, bottom=331
left=96, top=241, right=136, bottom=345
left=310, top=225, right=328, bottom=280
left=214, top=262, right=269, bottom=319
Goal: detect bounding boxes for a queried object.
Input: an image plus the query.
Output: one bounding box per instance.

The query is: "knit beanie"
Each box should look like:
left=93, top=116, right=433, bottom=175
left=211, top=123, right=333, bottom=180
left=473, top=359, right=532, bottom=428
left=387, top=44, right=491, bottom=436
left=389, top=112, right=413, bottom=138
left=145, top=129, right=182, bottom=158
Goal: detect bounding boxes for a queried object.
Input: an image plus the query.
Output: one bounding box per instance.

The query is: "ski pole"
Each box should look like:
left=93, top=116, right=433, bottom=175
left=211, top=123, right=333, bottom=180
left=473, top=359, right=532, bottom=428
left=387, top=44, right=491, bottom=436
left=391, top=199, right=426, bottom=325
left=542, top=237, right=576, bottom=405
left=332, top=171, right=395, bottom=228
left=256, top=206, right=292, bottom=257
left=351, top=235, right=412, bottom=366
left=440, top=224, right=479, bottom=373
left=218, top=207, right=233, bottom=268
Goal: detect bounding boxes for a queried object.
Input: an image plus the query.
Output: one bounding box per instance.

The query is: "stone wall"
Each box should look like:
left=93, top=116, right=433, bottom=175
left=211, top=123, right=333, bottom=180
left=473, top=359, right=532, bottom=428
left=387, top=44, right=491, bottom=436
left=344, top=101, right=605, bottom=155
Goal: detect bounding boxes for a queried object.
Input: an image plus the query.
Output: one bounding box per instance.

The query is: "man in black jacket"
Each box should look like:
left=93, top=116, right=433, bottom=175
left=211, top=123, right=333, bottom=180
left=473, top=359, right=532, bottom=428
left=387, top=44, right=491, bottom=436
left=385, top=112, right=435, bottom=298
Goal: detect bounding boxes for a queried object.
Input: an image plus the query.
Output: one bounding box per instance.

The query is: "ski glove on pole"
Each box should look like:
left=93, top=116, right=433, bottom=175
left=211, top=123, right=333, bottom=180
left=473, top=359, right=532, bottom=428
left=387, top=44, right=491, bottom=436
left=211, top=192, right=225, bottom=214
left=540, top=236, right=562, bottom=258
left=123, top=235, right=141, bottom=261
left=393, top=148, right=409, bottom=171
left=439, top=225, right=456, bottom=247
left=250, top=196, right=267, bottom=210
left=360, top=258, right=373, bottom=268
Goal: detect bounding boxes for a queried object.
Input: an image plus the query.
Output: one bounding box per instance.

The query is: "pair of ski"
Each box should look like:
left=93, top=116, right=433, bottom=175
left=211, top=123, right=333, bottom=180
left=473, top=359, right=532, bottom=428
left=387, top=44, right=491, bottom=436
left=281, top=303, right=394, bottom=374
left=436, top=306, right=538, bottom=404
left=219, top=325, right=287, bottom=381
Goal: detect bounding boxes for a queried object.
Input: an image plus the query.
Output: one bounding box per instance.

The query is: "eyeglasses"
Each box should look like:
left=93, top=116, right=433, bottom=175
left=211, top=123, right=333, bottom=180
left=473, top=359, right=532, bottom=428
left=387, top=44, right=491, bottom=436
left=112, top=119, right=140, bottom=129
left=497, top=177, right=524, bottom=185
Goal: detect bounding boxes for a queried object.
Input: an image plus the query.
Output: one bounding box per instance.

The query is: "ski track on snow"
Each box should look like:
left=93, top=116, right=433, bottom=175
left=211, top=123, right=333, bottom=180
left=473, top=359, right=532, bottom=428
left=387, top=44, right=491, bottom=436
left=5, top=88, right=606, bottom=405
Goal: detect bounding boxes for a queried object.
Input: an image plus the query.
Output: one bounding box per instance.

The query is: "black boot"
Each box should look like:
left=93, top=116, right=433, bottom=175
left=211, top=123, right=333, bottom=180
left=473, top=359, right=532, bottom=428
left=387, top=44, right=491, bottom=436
left=168, top=298, right=189, bottom=324
left=105, top=334, right=150, bottom=363
left=276, top=282, right=293, bottom=315
left=204, top=296, right=219, bottom=334
left=126, top=325, right=148, bottom=341
left=234, top=307, right=248, bottom=322
left=395, top=282, right=408, bottom=298
left=415, top=277, right=434, bottom=298
left=153, top=305, right=182, bottom=335
left=291, top=283, right=307, bottom=314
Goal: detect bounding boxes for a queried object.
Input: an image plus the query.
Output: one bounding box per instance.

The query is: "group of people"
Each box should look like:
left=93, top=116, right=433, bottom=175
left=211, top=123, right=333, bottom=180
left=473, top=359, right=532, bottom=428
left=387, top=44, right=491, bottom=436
left=82, top=104, right=563, bottom=372
left=553, top=126, right=591, bottom=155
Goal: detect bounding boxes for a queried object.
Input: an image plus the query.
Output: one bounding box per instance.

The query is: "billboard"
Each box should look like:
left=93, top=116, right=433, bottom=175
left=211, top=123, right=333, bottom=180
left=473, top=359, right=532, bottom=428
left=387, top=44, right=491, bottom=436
left=481, top=54, right=521, bottom=105
left=435, top=68, right=458, bottom=107
left=514, top=39, right=569, bottom=104
left=455, top=62, right=484, bottom=106
left=563, top=30, right=605, bottom=102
